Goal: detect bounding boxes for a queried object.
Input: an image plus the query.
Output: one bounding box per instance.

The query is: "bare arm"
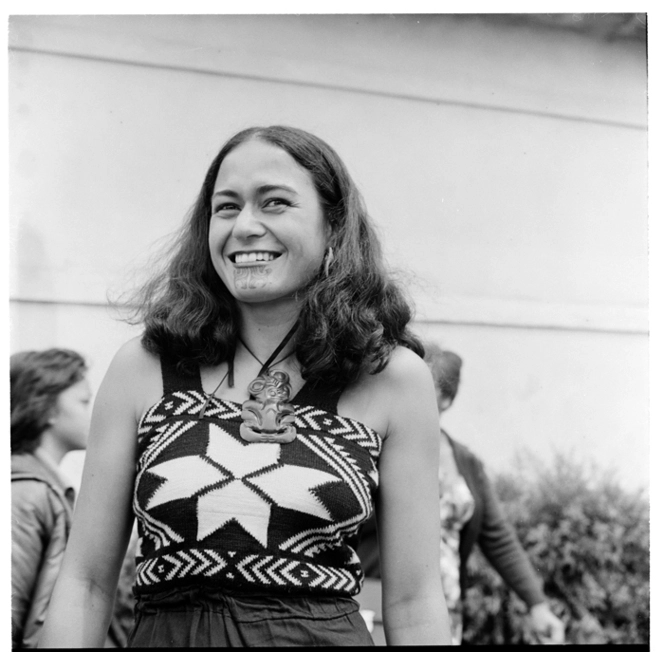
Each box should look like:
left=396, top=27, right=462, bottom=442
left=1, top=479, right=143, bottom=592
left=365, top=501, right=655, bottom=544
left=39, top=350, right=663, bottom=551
left=370, top=348, right=452, bottom=645
left=39, top=338, right=155, bottom=647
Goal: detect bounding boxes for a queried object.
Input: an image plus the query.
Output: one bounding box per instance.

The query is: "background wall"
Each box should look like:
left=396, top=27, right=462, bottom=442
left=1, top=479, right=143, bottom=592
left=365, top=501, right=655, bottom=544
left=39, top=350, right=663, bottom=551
left=8, top=14, right=649, bottom=491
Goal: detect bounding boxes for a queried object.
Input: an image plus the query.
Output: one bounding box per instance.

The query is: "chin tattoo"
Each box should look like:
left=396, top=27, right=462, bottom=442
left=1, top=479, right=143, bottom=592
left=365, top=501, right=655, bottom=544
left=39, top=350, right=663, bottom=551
left=234, top=266, right=272, bottom=290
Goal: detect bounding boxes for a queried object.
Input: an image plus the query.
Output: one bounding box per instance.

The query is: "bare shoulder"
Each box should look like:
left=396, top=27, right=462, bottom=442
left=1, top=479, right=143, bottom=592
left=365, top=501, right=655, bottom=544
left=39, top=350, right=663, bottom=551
left=110, top=336, right=159, bottom=372
left=377, top=345, right=433, bottom=388
left=338, top=346, right=436, bottom=437
left=98, top=336, right=163, bottom=422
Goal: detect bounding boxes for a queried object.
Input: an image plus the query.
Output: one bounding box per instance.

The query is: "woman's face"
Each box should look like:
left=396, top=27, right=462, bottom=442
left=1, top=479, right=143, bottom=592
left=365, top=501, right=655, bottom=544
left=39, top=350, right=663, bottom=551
left=49, top=377, right=92, bottom=452
left=208, top=139, right=329, bottom=306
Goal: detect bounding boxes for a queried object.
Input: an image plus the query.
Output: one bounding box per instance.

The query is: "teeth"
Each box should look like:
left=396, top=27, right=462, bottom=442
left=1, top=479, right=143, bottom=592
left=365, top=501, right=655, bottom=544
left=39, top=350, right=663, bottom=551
left=234, top=252, right=277, bottom=264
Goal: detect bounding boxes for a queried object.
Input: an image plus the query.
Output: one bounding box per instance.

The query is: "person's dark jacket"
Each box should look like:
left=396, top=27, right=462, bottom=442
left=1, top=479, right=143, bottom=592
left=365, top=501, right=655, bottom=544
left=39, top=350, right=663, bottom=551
left=11, top=452, right=137, bottom=648
left=354, top=431, right=546, bottom=608
left=11, top=452, right=75, bottom=648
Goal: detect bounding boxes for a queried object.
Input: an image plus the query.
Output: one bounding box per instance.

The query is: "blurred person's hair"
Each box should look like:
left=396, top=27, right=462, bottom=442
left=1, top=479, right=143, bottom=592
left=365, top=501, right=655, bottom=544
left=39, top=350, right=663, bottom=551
left=10, top=348, right=87, bottom=454
left=423, top=342, right=463, bottom=403
left=121, top=124, right=423, bottom=387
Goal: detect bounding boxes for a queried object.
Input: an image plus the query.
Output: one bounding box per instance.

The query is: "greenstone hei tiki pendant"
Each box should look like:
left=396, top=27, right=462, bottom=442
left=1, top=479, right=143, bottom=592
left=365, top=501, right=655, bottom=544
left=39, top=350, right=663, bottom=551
left=239, top=369, right=297, bottom=444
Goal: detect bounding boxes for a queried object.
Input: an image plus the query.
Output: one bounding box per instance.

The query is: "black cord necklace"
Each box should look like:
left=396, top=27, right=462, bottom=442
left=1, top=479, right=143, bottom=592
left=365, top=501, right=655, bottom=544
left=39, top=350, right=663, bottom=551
left=199, top=321, right=300, bottom=445
left=197, top=370, right=230, bottom=419
left=237, top=337, right=295, bottom=370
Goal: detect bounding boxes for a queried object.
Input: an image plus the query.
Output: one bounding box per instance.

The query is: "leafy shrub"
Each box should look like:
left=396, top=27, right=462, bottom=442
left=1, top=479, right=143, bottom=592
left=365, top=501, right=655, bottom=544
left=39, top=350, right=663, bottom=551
left=462, top=452, right=649, bottom=645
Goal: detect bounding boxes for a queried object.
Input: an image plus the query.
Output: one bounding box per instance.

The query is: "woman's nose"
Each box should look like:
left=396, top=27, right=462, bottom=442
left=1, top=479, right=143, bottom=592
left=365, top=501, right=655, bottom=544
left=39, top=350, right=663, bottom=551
left=232, top=203, right=266, bottom=239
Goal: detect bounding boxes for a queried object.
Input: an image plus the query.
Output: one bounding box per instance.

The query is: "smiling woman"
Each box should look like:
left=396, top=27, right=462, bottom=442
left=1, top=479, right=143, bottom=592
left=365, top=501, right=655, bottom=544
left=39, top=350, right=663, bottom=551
left=39, top=126, right=452, bottom=647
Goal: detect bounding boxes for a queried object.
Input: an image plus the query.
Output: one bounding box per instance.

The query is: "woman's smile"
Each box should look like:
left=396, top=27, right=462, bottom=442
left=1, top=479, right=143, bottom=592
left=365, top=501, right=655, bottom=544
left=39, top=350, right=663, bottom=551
left=231, top=251, right=281, bottom=264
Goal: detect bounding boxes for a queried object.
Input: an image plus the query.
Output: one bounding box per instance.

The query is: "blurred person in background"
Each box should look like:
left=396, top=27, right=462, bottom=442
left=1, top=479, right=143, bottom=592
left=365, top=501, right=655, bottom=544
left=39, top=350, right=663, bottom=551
left=10, top=348, right=137, bottom=649
left=354, top=343, right=565, bottom=645
left=10, top=348, right=92, bottom=648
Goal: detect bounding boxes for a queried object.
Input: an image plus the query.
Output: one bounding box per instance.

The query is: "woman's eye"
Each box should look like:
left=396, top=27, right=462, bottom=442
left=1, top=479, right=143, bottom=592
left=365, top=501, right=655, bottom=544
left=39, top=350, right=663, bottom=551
left=213, top=203, right=239, bottom=215
left=264, top=198, right=290, bottom=209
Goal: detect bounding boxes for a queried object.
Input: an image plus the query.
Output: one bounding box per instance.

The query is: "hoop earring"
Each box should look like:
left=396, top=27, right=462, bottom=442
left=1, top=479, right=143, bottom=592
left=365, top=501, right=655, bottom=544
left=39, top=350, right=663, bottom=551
left=323, top=247, right=334, bottom=277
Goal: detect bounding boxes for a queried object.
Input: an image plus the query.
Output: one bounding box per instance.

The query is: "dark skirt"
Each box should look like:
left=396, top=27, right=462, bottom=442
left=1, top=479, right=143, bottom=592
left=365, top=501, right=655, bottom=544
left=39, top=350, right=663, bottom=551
left=127, top=587, right=375, bottom=647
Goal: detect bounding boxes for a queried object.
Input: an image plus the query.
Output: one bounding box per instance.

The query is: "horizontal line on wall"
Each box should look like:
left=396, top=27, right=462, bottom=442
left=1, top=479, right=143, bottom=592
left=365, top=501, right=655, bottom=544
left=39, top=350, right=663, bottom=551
left=414, top=294, right=648, bottom=335
left=9, top=46, right=647, bottom=132
left=10, top=296, right=648, bottom=335
left=10, top=297, right=122, bottom=310
left=417, top=318, right=647, bottom=336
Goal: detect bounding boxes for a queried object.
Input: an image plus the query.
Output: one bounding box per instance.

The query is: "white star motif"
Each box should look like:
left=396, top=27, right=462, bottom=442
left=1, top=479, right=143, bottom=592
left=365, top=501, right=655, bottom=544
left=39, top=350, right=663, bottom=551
left=146, top=424, right=340, bottom=547
left=147, top=455, right=228, bottom=510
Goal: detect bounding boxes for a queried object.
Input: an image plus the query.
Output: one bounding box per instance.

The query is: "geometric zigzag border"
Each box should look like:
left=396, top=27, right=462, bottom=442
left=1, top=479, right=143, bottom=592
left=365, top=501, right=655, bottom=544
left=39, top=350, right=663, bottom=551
left=136, top=548, right=362, bottom=595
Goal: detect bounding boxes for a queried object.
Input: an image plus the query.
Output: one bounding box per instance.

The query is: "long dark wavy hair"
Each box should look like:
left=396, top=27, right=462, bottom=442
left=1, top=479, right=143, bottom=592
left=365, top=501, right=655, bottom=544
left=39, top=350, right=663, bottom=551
left=124, top=125, right=423, bottom=387
left=11, top=348, right=87, bottom=454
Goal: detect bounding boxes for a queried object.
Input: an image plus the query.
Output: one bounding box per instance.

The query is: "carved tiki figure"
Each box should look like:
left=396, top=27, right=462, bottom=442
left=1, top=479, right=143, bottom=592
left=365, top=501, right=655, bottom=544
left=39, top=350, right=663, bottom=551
left=240, top=370, right=297, bottom=443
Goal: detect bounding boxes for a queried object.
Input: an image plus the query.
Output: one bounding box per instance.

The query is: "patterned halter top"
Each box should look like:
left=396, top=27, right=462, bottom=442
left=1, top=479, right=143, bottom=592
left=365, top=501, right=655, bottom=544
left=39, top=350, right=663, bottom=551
left=132, top=357, right=382, bottom=598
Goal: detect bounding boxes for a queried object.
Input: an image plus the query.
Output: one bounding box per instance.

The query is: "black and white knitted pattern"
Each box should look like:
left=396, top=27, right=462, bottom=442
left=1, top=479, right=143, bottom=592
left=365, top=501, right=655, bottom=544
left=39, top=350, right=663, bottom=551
left=133, top=390, right=381, bottom=597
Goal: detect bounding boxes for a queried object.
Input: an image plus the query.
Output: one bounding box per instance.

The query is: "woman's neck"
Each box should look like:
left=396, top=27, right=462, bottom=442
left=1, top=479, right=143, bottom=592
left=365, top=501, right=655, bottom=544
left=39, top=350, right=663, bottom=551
left=236, top=300, right=301, bottom=362
left=36, top=432, right=68, bottom=466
